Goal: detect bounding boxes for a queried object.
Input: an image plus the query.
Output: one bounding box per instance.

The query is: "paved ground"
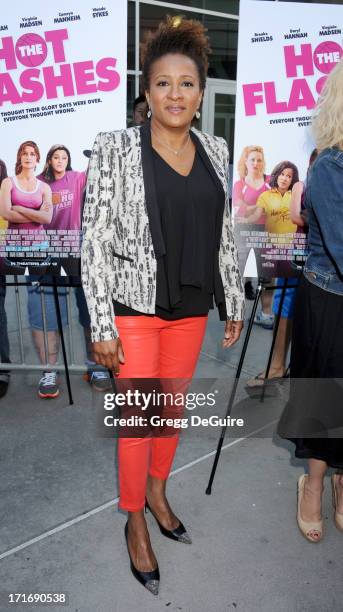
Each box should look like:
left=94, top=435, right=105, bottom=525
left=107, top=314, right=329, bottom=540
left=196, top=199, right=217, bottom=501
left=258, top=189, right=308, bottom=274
left=1, top=291, right=342, bottom=612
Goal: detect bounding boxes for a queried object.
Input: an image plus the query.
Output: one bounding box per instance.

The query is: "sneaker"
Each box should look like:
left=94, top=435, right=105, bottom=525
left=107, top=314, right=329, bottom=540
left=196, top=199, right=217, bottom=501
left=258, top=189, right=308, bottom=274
left=254, top=311, right=274, bottom=330
left=85, top=366, right=112, bottom=392
left=0, top=372, right=10, bottom=399
left=38, top=370, right=60, bottom=399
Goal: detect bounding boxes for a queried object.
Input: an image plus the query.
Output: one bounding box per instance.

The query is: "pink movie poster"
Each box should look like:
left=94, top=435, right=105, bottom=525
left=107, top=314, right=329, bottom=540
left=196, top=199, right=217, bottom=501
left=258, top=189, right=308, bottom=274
left=233, top=0, right=343, bottom=279
left=0, top=1, right=127, bottom=276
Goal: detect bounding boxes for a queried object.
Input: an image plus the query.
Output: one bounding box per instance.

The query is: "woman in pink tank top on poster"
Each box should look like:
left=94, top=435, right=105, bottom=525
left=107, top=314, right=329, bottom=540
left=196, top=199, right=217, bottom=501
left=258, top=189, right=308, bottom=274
left=232, top=145, right=274, bottom=319
left=233, top=145, right=270, bottom=224
left=0, top=141, right=52, bottom=253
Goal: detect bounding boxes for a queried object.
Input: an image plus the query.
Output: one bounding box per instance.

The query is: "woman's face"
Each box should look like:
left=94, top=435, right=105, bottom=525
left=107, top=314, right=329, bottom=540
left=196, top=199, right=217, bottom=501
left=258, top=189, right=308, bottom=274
left=277, top=168, right=293, bottom=192
left=21, top=146, right=38, bottom=170
left=145, top=53, right=203, bottom=129
left=245, top=151, right=264, bottom=176
left=50, top=149, right=69, bottom=175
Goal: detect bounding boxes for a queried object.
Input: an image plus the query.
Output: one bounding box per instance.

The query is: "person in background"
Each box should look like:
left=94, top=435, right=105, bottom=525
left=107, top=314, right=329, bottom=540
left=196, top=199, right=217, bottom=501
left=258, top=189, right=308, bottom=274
left=247, top=160, right=300, bottom=387
left=233, top=145, right=274, bottom=325
left=74, top=285, right=112, bottom=391
left=0, top=159, right=10, bottom=398
left=245, top=161, right=299, bottom=386
left=290, top=149, right=318, bottom=231
left=20, top=143, right=83, bottom=399
left=132, top=95, right=148, bottom=126
left=279, top=59, right=343, bottom=542
left=73, top=148, right=113, bottom=391
left=32, top=144, right=110, bottom=396
left=246, top=275, right=294, bottom=387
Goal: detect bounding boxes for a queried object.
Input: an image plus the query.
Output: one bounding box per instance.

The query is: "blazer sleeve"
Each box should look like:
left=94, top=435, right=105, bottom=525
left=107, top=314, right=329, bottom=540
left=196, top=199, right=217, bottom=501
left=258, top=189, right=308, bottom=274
left=218, top=139, right=245, bottom=321
left=81, top=132, right=118, bottom=342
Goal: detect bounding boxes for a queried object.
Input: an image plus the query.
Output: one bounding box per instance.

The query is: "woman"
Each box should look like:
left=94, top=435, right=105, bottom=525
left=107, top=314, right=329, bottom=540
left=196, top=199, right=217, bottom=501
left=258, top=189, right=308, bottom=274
left=290, top=148, right=318, bottom=231
left=233, top=146, right=274, bottom=321
left=233, top=145, right=270, bottom=223
left=0, top=142, right=56, bottom=396
left=279, top=59, right=343, bottom=542
left=32, top=144, right=108, bottom=396
left=249, top=160, right=299, bottom=276
left=0, top=141, right=52, bottom=251
left=21, top=145, right=86, bottom=399
left=39, top=145, right=86, bottom=231
left=82, top=17, right=244, bottom=595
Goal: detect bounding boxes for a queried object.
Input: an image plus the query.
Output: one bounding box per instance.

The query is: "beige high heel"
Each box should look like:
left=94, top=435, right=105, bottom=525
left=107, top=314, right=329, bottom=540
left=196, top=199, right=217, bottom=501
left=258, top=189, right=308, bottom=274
left=331, top=474, right=343, bottom=532
left=297, top=474, right=323, bottom=542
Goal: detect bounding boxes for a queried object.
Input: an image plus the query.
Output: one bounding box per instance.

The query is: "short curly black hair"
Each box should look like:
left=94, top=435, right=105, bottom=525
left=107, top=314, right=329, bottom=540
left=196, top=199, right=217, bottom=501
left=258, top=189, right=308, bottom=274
left=269, top=161, right=299, bottom=190
left=141, top=16, right=211, bottom=92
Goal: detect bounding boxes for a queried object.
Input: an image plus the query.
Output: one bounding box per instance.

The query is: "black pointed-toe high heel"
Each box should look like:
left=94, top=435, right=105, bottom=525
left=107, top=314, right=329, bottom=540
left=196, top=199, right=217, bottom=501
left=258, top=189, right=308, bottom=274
left=145, top=500, right=192, bottom=544
left=124, top=522, right=160, bottom=596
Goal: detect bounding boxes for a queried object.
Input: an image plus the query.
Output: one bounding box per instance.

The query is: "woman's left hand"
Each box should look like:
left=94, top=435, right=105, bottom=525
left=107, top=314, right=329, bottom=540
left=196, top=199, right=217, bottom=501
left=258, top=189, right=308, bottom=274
left=222, top=320, right=244, bottom=348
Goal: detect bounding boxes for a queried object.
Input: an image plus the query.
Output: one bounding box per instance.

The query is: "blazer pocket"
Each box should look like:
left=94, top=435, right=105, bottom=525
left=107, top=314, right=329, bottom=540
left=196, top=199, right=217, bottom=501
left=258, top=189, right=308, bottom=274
left=112, top=250, right=134, bottom=263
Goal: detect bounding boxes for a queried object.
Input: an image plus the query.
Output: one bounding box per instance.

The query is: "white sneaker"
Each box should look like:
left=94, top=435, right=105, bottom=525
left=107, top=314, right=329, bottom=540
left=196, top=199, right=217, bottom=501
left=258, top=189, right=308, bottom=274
left=254, top=311, right=274, bottom=330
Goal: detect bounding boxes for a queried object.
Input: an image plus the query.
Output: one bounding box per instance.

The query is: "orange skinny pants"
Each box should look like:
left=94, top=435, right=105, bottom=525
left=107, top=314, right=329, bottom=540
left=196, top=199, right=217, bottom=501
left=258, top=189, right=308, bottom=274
left=116, top=315, right=208, bottom=511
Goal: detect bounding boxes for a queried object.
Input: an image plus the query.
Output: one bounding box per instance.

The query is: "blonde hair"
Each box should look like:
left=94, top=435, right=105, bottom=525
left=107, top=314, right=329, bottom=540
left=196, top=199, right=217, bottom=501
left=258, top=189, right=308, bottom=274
left=312, top=58, right=343, bottom=152
left=237, top=145, right=266, bottom=179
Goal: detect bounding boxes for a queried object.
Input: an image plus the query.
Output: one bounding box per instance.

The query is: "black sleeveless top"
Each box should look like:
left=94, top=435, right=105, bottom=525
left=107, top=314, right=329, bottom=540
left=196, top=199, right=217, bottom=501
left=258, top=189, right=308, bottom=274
left=114, top=147, right=227, bottom=320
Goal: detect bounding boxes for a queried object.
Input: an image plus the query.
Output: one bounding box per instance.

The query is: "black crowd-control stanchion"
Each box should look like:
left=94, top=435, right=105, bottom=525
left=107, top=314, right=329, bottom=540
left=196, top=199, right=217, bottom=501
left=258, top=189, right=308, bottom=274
left=52, top=276, right=74, bottom=406
left=205, top=277, right=264, bottom=495
left=205, top=274, right=299, bottom=495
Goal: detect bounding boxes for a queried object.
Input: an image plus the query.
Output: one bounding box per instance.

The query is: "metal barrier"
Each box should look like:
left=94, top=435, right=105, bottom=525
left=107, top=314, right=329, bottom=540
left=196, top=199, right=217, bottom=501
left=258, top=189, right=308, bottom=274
left=0, top=279, right=86, bottom=373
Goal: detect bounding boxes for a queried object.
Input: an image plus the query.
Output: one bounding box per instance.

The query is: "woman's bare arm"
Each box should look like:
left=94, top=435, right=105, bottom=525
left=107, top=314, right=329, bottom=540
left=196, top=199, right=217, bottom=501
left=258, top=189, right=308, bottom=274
left=12, top=184, right=53, bottom=224
left=0, top=178, right=30, bottom=223
left=241, top=206, right=263, bottom=224
left=290, top=181, right=305, bottom=226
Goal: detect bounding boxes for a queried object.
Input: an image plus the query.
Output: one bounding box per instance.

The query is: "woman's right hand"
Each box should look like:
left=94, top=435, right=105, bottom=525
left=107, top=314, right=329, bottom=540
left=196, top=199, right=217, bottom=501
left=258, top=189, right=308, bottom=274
left=92, top=339, right=125, bottom=374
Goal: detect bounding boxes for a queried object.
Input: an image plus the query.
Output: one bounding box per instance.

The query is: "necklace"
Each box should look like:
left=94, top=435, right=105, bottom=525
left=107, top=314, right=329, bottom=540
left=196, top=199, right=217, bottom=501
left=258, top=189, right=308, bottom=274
left=151, top=129, right=190, bottom=156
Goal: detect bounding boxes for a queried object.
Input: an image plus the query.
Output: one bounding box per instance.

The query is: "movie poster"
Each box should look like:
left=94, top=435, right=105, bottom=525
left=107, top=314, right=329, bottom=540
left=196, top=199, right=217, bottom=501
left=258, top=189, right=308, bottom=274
left=233, top=0, right=342, bottom=279
left=0, top=1, right=127, bottom=276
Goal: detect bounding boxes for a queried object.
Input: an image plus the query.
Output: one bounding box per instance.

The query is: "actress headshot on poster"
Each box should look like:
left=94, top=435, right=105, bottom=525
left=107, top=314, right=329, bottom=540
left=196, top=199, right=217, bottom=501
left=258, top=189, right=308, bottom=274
left=81, top=17, right=244, bottom=595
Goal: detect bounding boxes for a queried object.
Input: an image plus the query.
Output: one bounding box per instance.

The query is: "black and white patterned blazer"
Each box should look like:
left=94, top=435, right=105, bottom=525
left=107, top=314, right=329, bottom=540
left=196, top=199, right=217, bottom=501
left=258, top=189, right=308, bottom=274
left=81, top=121, right=244, bottom=342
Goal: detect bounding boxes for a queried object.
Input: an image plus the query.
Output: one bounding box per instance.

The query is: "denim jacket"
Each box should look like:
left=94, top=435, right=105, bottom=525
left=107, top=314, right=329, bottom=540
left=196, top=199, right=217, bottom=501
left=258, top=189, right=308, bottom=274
left=303, top=147, right=343, bottom=296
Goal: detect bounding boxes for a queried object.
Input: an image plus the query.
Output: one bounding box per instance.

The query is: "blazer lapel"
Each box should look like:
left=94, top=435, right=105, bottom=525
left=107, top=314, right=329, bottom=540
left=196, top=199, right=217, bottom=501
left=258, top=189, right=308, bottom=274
left=140, top=121, right=166, bottom=258
left=190, top=129, right=226, bottom=199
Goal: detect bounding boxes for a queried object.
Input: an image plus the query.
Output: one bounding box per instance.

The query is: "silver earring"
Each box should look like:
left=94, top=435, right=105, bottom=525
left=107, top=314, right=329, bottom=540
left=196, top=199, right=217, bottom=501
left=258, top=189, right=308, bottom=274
left=147, top=108, right=152, bottom=118
left=195, top=110, right=201, bottom=120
